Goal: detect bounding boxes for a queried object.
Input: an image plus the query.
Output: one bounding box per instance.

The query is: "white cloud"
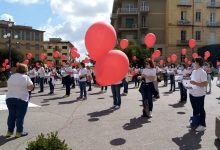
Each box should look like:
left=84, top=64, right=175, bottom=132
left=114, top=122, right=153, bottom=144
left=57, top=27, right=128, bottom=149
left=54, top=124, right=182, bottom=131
left=0, top=13, right=14, bottom=22
left=40, top=0, right=114, bottom=59
left=4, top=0, right=40, bottom=5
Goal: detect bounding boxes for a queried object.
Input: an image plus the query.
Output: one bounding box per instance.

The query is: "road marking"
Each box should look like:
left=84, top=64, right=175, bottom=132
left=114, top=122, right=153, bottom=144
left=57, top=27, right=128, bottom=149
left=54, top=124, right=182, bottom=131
left=0, top=95, right=40, bottom=110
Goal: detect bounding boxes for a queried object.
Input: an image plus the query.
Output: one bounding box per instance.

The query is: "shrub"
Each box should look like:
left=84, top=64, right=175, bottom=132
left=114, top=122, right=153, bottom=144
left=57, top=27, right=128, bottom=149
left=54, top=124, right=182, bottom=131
left=26, top=132, right=71, bottom=150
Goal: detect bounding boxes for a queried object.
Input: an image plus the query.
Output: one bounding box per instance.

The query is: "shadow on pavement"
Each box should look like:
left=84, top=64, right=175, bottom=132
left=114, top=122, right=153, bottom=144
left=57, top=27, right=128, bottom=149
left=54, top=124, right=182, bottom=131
left=88, top=118, right=99, bottom=122
left=87, top=107, right=117, bottom=118
left=41, top=104, right=50, bottom=107
left=97, top=97, right=105, bottom=100
left=43, top=96, right=64, bottom=101
left=123, top=117, right=151, bottom=130
left=110, top=138, right=126, bottom=146
left=58, top=99, right=80, bottom=105
left=177, top=112, right=186, bottom=115
left=172, top=130, right=204, bottom=150
left=0, top=136, right=16, bottom=146
left=214, top=138, right=220, bottom=149
left=89, top=92, right=102, bottom=95
left=31, top=94, right=50, bottom=98
left=169, top=102, right=185, bottom=108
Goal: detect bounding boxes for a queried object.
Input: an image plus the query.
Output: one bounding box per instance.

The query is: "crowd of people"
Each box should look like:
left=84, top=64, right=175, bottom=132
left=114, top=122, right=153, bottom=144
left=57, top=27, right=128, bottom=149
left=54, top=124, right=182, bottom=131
left=4, top=56, right=220, bottom=138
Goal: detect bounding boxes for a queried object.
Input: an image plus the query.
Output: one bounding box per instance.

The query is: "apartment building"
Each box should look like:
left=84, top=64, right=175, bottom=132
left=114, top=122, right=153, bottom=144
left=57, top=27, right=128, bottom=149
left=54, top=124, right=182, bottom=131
left=0, top=20, right=44, bottom=60
left=43, top=38, right=74, bottom=64
left=111, top=0, right=220, bottom=61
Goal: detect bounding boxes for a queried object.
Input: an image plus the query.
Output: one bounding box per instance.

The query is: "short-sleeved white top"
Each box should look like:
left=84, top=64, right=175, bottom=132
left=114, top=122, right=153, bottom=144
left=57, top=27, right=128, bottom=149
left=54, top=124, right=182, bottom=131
left=189, top=68, right=207, bottom=97
left=79, top=68, right=87, bottom=82
left=142, top=68, right=156, bottom=83
left=6, top=73, right=33, bottom=102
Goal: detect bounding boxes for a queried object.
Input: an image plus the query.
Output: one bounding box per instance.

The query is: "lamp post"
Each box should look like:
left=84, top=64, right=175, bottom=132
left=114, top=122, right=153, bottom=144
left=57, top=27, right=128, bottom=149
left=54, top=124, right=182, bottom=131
left=3, top=22, right=18, bottom=68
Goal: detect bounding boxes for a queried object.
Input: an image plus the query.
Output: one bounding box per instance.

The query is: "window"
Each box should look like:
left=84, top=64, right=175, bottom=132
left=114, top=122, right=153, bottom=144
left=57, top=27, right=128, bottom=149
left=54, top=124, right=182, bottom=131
left=210, top=12, right=216, bottom=22
left=48, top=46, right=52, bottom=49
left=195, top=12, right=201, bottom=22
left=141, top=16, right=146, bottom=27
left=181, top=11, right=187, bottom=20
left=47, top=53, right=52, bottom=56
left=31, top=32, right=34, bottom=41
left=26, top=31, right=30, bottom=41
left=35, top=44, right=40, bottom=50
left=35, top=32, right=39, bottom=41
left=16, top=42, right=20, bottom=49
left=26, top=43, right=31, bottom=50
left=62, top=53, right=67, bottom=55
left=62, top=46, right=68, bottom=49
left=211, top=0, right=216, bottom=6
left=55, top=46, right=59, bottom=50
left=22, top=31, right=25, bottom=40
left=195, top=31, right=201, bottom=40
left=126, top=18, right=134, bottom=28
left=181, top=30, right=186, bottom=41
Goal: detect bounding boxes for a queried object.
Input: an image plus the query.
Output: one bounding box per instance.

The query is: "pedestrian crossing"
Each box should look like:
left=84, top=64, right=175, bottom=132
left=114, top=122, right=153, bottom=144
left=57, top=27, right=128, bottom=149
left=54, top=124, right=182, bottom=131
left=0, top=95, right=40, bottom=110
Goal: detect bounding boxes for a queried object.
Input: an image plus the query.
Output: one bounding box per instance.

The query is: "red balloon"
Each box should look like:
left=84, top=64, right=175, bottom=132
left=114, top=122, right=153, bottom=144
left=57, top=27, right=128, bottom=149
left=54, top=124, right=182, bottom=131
left=120, top=39, right=129, bottom=50
left=204, top=56, right=208, bottom=61
left=159, top=60, right=164, bottom=66
left=154, top=50, right=161, bottom=58
left=95, top=50, right=129, bottom=86
left=2, top=68, right=5, bottom=72
left=40, top=53, right=47, bottom=61
left=2, top=63, right=6, bottom=67
left=16, top=62, right=20, bottom=67
left=188, top=61, right=192, bottom=65
left=132, top=56, right=137, bottom=61
left=84, top=57, right=90, bottom=63
left=85, top=22, right=117, bottom=61
left=189, top=39, right=196, bottom=49
left=71, top=47, right=78, bottom=53
left=217, top=61, right=220, bottom=66
left=204, top=51, right=211, bottom=58
left=24, top=59, right=29, bottom=65
left=4, top=59, right=9, bottom=64
left=6, top=65, right=10, bottom=69
left=53, top=51, right=60, bottom=58
left=61, top=55, right=67, bottom=60
left=167, top=57, right=171, bottom=63
left=192, top=53, right=198, bottom=59
left=184, top=58, right=188, bottom=63
left=171, top=54, right=177, bottom=62
left=181, top=48, right=187, bottom=55
left=27, top=53, right=33, bottom=59
left=144, top=33, right=156, bottom=48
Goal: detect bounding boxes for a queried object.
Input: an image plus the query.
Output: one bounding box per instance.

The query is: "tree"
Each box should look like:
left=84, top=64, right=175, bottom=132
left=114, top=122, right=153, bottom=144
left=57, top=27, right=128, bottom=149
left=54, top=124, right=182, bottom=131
left=0, top=48, right=24, bottom=67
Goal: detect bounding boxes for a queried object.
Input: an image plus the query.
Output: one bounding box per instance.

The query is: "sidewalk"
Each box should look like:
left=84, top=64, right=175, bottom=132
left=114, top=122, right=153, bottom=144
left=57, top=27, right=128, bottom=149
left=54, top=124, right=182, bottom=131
left=0, top=81, right=220, bottom=150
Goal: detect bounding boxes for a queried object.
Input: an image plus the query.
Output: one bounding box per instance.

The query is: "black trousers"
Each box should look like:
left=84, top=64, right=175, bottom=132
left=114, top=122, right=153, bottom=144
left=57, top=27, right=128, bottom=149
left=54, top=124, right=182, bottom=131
left=63, top=75, right=71, bottom=95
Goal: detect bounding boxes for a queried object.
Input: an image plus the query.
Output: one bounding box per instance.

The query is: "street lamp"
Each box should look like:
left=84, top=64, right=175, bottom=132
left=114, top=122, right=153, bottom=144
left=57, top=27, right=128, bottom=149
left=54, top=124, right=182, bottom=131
left=3, top=22, right=18, bottom=68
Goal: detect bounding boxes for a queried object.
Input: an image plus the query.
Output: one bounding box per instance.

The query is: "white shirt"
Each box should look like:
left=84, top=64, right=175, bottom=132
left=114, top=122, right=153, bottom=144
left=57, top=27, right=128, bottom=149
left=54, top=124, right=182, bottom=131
left=61, top=66, right=73, bottom=77
left=6, top=73, right=33, bottom=102
left=79, top=68, right=87, bottom=82
left=28, top=68, right=37, bottom=78
left=38, top=67, right=45, bottom=78
left=189, top=68, right=207, bottom=97
left=142, top=68, right=156, bottom=83
left=162, top=66, right=168, bottom=73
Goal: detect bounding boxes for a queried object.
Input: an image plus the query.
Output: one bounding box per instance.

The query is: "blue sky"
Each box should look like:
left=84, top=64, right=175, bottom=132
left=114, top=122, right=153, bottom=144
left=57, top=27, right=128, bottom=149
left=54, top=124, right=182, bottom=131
left=0, top=0, right=114, bottom=57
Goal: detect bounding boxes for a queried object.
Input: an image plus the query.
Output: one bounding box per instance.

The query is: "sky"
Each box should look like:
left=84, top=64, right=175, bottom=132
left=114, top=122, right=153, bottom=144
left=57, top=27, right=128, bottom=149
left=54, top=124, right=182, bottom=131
left=0, top=0, right=114, bottom=59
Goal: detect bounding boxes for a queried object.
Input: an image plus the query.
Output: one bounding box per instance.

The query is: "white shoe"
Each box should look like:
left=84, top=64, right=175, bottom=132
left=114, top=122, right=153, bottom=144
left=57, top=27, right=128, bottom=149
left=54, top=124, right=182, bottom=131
left=195, top=125, right=206, bottom=132
left=115, top=106, right=120, bottom=109
left=148, top=111, right=152, bottom=118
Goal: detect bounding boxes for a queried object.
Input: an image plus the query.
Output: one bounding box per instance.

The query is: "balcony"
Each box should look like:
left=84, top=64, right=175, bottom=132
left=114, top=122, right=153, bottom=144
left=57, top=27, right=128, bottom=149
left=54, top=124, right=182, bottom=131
left=140, top=25, right=148, bottom=29
left=177, top=0, right=192, bottom=7
left=117, top=8, right=139, bottom=14
left=207, top=2, right=220, bottom=8
left=140, top=6, right=150, bottom=12
left=177, top=19, right=192, bottom=26
left=177, top=40, right=189, bottom=46
left=118, top=24, right=139, bottom=31
left=207, top=21, right=220, bottom=27
left=111, top=13, right=118, bottom=19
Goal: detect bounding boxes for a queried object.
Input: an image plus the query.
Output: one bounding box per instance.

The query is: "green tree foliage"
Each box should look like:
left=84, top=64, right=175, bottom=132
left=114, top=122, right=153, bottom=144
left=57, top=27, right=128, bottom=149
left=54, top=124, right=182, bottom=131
left=0, top=49, right=24, bottom=67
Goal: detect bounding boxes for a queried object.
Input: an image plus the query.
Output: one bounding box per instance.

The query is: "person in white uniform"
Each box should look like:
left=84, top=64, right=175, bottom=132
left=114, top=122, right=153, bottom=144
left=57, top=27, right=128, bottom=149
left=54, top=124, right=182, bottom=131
left=189, top=57, right=208, bottom=132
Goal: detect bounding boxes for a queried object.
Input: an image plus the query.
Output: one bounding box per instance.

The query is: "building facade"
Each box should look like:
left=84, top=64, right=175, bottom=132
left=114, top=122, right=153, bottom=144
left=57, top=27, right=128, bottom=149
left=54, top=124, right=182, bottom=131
left=0, top=20, right=44, bottom=60
left=43, top=38, right=74, bottom=65
left=111, top=0, right=220, bottom=61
